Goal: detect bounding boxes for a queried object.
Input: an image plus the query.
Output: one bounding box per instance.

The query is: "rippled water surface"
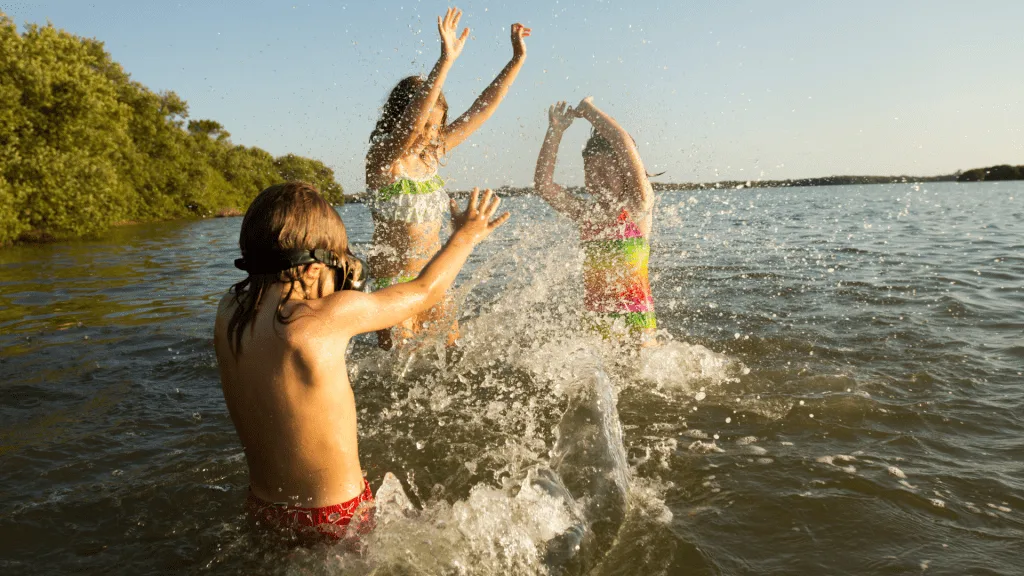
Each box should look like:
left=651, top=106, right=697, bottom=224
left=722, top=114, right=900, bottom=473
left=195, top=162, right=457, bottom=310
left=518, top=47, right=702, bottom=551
left=1, top=182, right=1022, bottom=575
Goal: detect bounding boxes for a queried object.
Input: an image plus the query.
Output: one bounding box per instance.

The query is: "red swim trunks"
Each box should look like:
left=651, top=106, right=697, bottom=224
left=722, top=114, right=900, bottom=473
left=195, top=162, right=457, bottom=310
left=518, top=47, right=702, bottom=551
left=246, top=479, right=375, bottom=544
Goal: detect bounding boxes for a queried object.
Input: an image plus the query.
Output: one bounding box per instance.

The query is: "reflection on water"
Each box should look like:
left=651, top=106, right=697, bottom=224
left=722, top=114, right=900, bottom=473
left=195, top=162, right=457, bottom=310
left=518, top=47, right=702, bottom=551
left=1, top=183, right=1023, bottom=575
left=0, top=220, right=232, bottom=336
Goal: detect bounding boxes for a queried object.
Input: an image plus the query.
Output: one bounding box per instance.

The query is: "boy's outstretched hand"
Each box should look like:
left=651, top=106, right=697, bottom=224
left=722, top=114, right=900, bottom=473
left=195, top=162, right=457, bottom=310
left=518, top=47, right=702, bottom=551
left=450, top=188, right=510, bottom=245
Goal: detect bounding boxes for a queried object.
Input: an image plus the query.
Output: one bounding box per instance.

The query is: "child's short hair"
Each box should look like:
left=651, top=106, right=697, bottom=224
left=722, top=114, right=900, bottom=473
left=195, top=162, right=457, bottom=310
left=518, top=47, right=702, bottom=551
left=227, top=181, right=348, bottom=353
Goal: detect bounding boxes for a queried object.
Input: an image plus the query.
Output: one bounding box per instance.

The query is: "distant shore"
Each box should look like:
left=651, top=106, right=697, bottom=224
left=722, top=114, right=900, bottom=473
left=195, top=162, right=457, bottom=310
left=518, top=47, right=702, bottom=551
left=342, top=164, right=1024, bottom=203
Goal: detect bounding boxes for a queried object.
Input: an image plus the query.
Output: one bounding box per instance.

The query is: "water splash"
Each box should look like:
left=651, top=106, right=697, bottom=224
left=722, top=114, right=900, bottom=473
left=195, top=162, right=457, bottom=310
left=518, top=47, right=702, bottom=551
left=332, top=201, right=743, bottom=573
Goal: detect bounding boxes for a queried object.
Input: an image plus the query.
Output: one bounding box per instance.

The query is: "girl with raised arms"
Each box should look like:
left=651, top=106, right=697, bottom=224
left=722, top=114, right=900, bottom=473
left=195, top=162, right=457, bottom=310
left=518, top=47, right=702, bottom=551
left=534, top=97, right=658, bottom=346
left=366, top=7, right=530, bottom=349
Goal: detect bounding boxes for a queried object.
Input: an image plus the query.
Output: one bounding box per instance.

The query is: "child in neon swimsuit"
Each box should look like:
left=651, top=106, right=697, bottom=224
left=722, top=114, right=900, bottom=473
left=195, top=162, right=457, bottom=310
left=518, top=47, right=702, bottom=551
left=214, top=182, right=510, bottom=544
left=534, top=97, right=658, bottom=346
left=366, top=7, right=530, bottom=349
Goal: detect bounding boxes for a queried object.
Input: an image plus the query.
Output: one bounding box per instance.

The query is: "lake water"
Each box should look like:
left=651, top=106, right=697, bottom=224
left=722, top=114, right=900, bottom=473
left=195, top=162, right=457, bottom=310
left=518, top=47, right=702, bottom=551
left=1, top=182, right=1022, bottom=575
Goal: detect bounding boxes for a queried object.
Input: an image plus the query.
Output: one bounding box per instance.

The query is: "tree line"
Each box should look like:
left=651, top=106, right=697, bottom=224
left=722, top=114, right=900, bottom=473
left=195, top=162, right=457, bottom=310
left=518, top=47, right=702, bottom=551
left=0, top=12, right=343, bottom=246
left=957, top=165, right=1024, bottom=182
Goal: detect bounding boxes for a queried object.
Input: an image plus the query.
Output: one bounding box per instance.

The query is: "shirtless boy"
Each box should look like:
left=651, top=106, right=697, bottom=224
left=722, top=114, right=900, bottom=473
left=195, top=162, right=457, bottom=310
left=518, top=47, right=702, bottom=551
left=214, top=181, right=509, bottom=542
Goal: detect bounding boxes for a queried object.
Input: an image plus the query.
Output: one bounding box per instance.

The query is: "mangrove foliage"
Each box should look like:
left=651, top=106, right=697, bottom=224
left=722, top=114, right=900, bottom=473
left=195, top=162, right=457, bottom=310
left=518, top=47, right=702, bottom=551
left=0, top=12, right=343, bottom=246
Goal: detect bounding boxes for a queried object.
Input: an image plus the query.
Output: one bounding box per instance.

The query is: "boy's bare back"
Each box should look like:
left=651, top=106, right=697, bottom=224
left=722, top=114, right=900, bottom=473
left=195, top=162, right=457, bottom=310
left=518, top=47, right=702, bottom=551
left=215, top=287, right=365, bottom=508
left=215, top=183, right=508, bottom=523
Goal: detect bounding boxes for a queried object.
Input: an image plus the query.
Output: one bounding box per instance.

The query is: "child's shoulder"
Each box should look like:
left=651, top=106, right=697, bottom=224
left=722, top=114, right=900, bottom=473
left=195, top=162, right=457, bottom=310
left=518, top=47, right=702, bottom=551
left=216, top=290, right=238, bottom=319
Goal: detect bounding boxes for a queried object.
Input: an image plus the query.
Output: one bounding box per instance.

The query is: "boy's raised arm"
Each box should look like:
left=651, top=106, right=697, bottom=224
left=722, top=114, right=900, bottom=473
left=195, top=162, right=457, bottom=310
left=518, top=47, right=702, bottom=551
left=328, top=189, right=509, bottom=336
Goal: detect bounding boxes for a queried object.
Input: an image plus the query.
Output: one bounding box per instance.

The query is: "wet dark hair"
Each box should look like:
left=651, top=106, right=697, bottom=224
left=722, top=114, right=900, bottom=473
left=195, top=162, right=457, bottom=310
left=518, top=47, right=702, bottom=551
left=582, top=128, right=665, bottom=178
left=582, top=128, right=621, bottom=159
left=227, top=181, right=348, bottom=354
left=370, top=75, right=449, bottom=161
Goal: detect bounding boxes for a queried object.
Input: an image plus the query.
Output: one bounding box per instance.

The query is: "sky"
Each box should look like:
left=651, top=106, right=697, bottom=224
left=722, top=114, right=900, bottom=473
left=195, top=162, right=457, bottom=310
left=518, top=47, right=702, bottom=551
left=3, top=1, right=1023, bottom=192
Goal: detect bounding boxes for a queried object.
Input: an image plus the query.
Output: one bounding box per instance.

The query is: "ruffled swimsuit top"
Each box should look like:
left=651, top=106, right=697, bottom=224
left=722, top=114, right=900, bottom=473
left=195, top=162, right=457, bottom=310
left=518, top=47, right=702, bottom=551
left=367, top=164, right=448, bottom=224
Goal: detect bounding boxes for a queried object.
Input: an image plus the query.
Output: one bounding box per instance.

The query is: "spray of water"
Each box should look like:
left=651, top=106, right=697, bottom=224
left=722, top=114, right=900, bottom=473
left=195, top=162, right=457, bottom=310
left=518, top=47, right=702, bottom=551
left=283, top=207, right=738, bottom=574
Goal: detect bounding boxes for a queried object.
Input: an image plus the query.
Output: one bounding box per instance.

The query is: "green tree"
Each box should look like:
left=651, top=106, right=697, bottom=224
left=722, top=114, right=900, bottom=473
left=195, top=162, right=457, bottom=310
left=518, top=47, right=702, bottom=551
left=274, top=154, right=345, bottom=204
left=0, top=18, right=134, bottom=239
left=219, top=145, right=279, bottom=206
left=0, top=15, right=26, bottom=243
left=188, top=119, right=231, bottom=142
left=0, top=175, right=22, bottom=245
left=0, top=10, right=347, bottom=245
left=117, top=84, right=199, bottom=220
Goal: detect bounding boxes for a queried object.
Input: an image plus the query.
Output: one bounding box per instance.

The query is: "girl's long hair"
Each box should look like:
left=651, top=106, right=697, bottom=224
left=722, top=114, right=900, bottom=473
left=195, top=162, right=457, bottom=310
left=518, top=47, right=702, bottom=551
left=227, top=181, right=348, bottom=355
left=370, top=75, right=449, bottom=163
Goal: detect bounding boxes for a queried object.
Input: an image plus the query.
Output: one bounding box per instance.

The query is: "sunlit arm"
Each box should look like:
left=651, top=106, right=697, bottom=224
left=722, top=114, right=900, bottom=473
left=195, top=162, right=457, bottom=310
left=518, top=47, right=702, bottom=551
left=331, top=236, right=469, bottom=335
left=534, top=102, right=589, bottom=220
left=443, top=57, right=523, bottom=150
left=576, top=98, right=652, bottom=210
left=443, top=23, right=531, bottom=150
left=327, top=189, right=510, bottom=337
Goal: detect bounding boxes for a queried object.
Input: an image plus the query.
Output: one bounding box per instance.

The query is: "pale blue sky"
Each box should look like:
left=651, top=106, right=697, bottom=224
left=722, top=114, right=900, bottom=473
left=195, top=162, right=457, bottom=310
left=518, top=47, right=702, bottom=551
left=4, top=1, right=1023, bottom=191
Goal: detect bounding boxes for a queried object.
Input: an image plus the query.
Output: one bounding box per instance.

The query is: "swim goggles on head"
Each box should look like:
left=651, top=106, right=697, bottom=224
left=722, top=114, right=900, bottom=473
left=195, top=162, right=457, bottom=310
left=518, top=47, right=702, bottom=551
left=234, top=248, right=369, bottom=292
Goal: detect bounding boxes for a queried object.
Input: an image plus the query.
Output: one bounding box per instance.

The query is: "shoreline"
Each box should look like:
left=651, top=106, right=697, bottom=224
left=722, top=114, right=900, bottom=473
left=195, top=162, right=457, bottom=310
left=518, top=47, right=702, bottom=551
left=5, top=177, right=1019, bottom=246
left=342, top=173, right=1021, bottom=203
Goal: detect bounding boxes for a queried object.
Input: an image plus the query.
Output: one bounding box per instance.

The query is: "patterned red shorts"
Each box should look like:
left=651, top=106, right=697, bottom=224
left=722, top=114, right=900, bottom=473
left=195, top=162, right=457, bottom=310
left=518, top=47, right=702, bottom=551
left=246, top=479, right=375, bottom=544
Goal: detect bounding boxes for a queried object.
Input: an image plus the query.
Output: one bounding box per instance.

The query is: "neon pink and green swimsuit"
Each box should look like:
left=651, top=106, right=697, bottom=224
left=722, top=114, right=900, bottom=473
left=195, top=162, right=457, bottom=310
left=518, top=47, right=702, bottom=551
left=580, top=208, right=656, bottom=333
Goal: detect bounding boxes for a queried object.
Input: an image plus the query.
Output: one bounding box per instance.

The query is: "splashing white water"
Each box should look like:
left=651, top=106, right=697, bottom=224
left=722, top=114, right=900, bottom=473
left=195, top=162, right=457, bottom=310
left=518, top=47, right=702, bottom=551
left=332, top=203, right=741, bottom=573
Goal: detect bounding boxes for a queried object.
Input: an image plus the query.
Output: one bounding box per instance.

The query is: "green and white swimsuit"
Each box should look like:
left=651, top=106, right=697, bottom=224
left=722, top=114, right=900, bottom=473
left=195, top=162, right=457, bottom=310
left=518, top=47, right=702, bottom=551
left=367, top=168, right=450, bottom=289
left=367, top=170, right=449, bottom=224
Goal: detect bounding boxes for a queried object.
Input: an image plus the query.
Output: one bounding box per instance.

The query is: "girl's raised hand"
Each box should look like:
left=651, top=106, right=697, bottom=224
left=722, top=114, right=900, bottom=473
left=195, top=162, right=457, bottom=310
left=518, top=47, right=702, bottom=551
left=510, top=23, right=531, bottom=59
left=573, top=96, right=595, bottom=118
left=548, top=101, right=575, bottom=133
left=438, top=7, right=470, bottom=61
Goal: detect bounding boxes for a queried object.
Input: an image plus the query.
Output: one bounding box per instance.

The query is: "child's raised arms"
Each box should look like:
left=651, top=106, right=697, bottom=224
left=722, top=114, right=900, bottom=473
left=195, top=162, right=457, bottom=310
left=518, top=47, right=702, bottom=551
left=442, top=22, right=531, bottom=151
left=367, top=7, right=469, bottom=171
left=573, top=96, right=653, bottom=211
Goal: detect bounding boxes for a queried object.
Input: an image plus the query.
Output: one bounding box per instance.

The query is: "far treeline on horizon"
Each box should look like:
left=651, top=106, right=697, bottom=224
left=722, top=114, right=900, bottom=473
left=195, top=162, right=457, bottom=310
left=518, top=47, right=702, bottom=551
left=1, top=12, right=1022, bottom=246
